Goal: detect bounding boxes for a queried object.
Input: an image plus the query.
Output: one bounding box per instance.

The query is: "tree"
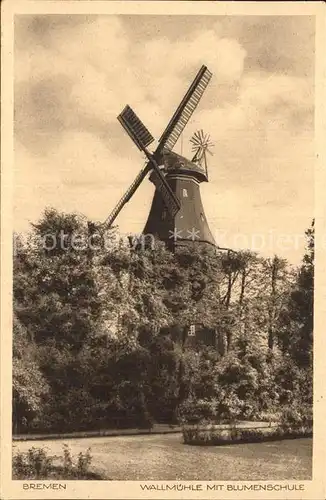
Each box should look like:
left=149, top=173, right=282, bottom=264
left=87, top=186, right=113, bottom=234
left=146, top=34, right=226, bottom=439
left=263, top=256, right=293, bottom=350
left=14, top=209, right=107, bottom=350
left=279, top=220, right=314, bottom=367
left=13, top=207, right=314, bottom=433
left=12, top=316, right=49, bottom=432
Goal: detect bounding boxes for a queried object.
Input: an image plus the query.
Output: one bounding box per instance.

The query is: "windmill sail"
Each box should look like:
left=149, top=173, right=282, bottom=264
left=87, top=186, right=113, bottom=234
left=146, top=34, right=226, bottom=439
left=150, top=168, right=180, bottom=217
left=104, top=164, right=150, bottom=228
left=116, top=105, right=181, bottom=221
left=156, top=65, right=212, bottom=154
left=118, top=105, right=155, bottom=150
left=147, top=157, right=181, bottom=218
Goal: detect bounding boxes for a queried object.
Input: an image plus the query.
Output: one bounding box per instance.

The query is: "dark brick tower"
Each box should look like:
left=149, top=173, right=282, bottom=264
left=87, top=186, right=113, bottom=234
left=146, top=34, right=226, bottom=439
left=143, top=150, right=216, bottom=249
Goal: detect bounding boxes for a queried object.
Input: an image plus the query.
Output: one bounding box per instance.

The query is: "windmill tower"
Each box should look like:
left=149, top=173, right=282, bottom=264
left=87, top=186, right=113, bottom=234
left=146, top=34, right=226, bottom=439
left=99, top=65, right=216, bottom=250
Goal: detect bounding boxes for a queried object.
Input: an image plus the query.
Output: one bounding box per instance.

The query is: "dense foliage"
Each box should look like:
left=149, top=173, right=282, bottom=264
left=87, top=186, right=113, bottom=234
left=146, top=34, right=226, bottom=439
left=12, top=444, right=102, bottom=479
left=13, top=209, right=313, bottom=432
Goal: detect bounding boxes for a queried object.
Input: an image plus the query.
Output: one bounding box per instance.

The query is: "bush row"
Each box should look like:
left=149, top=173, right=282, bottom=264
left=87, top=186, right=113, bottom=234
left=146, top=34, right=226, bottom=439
left=182, top=423, right=313, bottom=446
left=12, top=444, right=103, bottom=480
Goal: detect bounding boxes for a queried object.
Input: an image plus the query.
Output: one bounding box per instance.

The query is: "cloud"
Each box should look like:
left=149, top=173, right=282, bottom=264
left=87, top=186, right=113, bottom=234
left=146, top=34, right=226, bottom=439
left=15, top=16, right=248, bottom=144
left=14, top=131, right=149, bottom=230
left=212, top=15, right=315, bottom=77
left=139, top=30, right=247, bottom=83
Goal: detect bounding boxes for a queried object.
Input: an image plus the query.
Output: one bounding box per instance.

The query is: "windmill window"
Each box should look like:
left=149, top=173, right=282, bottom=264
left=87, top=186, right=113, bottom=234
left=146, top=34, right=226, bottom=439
left=162, top=210, right=167, bottom=220
left=188, top=325, right=196, bottom=336
left=200, top=213, right=204, bottom=221
left=183, top=189, right=188, bottom=198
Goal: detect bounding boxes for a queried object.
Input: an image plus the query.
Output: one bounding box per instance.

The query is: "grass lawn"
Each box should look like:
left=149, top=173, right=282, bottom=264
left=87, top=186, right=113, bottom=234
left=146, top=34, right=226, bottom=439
left=13, top=434, right=312, bottom=481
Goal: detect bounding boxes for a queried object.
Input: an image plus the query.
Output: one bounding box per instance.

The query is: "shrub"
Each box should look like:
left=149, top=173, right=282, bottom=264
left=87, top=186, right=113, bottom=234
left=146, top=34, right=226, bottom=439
left=177, top=398, right=217, bottom=425
left=254, top=410, right=282, bottom=423
left=77, top=448, right=92, bottom=476
left=182, top=423, right=311, bottom=446
left=62, top=444, right=93, bottom=477
left=12, top=445, right=102, bottom=480
left=280, top=403, right=313, bottom=429
left=216, top=392, right=244, bottom=423
left=62, top=444, right=73, bottom=475
left=13, top=447, right=55, bottom=479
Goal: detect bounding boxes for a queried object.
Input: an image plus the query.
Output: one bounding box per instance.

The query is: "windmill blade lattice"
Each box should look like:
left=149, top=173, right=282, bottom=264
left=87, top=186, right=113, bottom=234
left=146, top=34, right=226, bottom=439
left=157, top=66, right=212, bottom=154
left=118, top=105, right=155, bottom=151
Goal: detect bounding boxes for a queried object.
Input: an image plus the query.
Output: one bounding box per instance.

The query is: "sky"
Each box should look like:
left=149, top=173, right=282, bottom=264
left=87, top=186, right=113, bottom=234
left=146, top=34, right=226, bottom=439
left=14, top=14, right=315, bottom=264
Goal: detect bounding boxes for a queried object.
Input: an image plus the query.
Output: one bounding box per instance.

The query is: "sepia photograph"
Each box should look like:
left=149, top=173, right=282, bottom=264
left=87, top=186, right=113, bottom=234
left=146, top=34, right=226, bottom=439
left=1, top=1, right=326, bottom=499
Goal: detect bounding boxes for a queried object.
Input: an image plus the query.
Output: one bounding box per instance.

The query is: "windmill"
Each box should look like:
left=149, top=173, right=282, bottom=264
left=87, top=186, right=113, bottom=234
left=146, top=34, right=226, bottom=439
left=95, top=65, right=216, bottom=249
left=190, top=130, right=214, bottom=180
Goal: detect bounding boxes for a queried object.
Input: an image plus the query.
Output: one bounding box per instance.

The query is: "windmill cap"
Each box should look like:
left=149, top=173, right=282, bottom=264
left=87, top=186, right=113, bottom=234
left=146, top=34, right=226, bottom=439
left=161, top=150, right=208, bottom=183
